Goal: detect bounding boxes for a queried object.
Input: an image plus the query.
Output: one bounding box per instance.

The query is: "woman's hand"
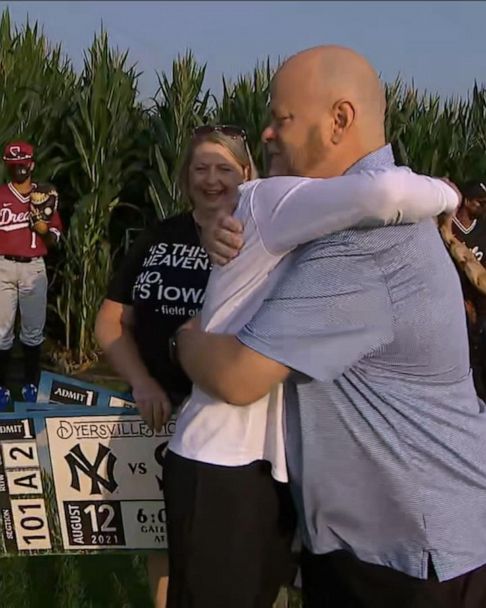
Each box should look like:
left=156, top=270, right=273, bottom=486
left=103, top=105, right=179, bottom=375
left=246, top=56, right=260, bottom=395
left=132, top=375, right=172, bottom=432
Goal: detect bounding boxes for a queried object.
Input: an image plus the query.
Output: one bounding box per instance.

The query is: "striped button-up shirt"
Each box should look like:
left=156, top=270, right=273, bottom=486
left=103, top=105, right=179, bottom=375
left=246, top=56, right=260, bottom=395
left=239, top=144, right=486, bottom=581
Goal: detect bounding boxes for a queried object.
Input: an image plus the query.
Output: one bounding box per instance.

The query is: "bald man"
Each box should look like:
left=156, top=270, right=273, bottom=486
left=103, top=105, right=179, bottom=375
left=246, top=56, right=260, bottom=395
left=174, top=45, right=486, bottom=607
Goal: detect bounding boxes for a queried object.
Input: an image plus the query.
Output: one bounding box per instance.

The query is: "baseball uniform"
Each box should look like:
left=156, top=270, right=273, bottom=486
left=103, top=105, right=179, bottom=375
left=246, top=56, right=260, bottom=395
left=0, top=141, right=62, bottom=403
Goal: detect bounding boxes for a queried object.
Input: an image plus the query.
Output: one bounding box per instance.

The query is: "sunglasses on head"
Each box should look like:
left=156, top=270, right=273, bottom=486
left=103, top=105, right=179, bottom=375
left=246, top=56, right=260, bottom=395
left=193, top=125, right=247, bottom=140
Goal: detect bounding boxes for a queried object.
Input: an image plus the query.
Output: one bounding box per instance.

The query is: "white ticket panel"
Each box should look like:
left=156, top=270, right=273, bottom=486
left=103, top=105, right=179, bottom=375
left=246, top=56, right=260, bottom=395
left=0, top=412, right=174, bottom=556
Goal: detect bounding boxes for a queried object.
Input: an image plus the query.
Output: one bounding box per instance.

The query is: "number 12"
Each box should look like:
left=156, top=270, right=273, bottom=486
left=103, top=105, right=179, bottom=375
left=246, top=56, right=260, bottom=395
left=83, top=504, right=116, bottom=533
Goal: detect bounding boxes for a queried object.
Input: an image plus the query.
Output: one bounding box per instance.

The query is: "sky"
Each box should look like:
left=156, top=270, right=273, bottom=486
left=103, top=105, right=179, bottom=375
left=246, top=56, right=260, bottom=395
left=0, top=1, right=484, bottom=103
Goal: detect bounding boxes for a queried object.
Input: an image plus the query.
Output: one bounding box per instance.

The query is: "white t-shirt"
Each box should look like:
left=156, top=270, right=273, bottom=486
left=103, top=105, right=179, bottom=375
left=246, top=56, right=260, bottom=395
left=168, top=167, right=458, bottom=482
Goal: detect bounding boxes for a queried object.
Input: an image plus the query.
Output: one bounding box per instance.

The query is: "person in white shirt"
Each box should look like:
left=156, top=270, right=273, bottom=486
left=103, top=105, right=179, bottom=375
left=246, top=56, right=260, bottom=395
left=164, top=145, right=459, bottom=607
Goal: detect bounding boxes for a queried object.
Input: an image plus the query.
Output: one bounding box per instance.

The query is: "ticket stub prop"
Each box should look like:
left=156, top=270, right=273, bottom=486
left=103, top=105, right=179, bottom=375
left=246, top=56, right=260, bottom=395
left=0, top=409, right=174, bottom=556
left=37, top=371, right=135, bottom=409
left=14, top=403, right=93, bottom=414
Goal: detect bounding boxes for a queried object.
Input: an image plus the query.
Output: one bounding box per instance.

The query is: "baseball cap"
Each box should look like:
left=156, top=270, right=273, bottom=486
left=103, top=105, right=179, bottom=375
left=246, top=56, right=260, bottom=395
left=3, top=141, right=35, bottom=165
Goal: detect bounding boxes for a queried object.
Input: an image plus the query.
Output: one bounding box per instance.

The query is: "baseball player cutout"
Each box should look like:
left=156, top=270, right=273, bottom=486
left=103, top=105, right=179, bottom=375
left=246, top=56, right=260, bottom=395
left=0, top=141, right=63, bottom=407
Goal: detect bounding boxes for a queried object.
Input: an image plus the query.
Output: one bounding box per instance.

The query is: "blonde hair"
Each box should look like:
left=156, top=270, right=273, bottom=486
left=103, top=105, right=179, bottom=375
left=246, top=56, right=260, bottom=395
left=178, top=130, right=259, bottom=206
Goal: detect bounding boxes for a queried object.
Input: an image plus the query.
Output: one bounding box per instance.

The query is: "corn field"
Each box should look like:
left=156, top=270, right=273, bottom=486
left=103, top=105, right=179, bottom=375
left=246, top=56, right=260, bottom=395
left=1, top=6, right=486, bottom=371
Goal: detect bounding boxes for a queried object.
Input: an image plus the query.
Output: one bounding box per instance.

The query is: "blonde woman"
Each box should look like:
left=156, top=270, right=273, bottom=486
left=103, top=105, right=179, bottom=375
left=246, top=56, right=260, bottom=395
left=95, top=125, right=258, bottom=608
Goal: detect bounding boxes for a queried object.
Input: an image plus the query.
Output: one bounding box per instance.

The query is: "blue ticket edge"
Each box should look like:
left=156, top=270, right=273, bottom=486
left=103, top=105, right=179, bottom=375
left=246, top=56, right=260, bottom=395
left=13, top=403, right=132, bottom=415
left=36, top=371, right=135, bottom=408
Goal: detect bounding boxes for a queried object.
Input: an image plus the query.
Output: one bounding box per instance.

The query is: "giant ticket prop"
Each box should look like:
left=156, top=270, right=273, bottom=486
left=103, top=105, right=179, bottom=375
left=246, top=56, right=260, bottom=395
left=0, top=409, right=173, bottom=555
left=0, top=366, right=176, bottom=556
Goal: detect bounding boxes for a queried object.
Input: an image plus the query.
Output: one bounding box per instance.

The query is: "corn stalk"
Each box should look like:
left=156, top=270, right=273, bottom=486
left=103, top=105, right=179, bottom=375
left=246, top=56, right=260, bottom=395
left=215, top=59, right=274, bottom=174
left=385, top=78, right=486, bottom=182
left=54, top=30, right=144, bottom=369
left=5, top=6, right=486, bottom=374
left=0, top=8, right=76, bottom=182
left=147, top=51, right=211, bottom=219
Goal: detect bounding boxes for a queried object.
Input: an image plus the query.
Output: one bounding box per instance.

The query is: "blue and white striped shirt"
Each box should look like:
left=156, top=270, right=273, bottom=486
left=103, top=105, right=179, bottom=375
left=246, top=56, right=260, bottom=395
left=239, top=145, right=486, bottom=581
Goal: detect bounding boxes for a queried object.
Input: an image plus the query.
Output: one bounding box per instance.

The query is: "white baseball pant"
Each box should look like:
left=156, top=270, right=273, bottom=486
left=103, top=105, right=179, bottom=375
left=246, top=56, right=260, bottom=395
left=0, top=256, right=47, bottom=350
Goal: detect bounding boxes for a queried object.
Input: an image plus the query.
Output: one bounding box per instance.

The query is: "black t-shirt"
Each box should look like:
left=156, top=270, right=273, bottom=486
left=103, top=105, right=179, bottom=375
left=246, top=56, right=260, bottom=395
left=452, top=217, right=486, bottom=317
left=107, top=213, right=211, bottom=404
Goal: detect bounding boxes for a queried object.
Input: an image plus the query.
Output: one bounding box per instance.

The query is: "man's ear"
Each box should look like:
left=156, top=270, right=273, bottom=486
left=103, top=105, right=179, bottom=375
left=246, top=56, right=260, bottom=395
left=330, top=100, right=355, bottom=145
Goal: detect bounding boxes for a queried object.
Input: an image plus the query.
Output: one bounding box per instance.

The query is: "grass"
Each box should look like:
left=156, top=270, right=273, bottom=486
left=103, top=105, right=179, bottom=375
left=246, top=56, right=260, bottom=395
left=0, top=553, right=153, bottom=607
left=0, top=348, right=303, bottom=607
left=0, top=555, right=301, bottom=607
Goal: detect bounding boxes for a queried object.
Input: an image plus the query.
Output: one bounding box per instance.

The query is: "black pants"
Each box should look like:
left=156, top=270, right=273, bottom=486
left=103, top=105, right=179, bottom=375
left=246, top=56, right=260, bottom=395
left=301, top=549, right=486, bottom=608
left=163, top=450, right=296, bottom=608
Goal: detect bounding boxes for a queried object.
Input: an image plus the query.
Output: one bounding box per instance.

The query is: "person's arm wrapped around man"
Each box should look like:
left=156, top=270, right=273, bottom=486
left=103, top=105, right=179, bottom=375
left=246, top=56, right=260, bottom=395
left=251, top=169, right=459, bottom=256
left=203, top=171, right=460, bottom=265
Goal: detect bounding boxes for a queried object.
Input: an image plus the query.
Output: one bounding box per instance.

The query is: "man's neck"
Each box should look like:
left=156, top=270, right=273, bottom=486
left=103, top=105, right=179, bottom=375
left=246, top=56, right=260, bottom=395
left=10, top=180, right=32, bottom=196
left=307, top=140, right=386, bottom=179
left=456, top=205, right=475, bottom=229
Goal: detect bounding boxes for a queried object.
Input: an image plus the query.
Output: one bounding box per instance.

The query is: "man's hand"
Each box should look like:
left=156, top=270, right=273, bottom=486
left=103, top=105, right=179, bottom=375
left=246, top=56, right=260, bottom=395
left=131, top=375, right=172, bottom=432
left=200, top=215, right=245, bottom=266
left=176, top=326, right=289, bottom=405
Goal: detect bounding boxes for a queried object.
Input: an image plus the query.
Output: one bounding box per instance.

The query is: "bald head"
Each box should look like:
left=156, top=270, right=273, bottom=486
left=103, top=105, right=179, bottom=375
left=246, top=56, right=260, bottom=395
left=263, top=45, right=387, bottom=178
left=279, top=46, right=385, bottom=120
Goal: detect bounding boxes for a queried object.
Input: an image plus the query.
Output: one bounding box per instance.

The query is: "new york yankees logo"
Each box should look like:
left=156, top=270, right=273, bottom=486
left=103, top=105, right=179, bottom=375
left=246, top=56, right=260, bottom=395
left=65, top=443, right=118, bottom=495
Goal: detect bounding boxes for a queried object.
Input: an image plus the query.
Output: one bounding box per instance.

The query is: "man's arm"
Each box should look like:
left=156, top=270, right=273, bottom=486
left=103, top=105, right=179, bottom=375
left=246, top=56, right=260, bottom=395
left=176, top=328, right=289, bottom=405
left=177, top=239, right=394, bottom=404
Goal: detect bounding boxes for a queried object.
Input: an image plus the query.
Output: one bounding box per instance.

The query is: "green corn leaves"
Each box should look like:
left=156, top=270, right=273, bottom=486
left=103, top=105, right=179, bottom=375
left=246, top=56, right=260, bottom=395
left=385, top=78, right=486, bottom=182
left=216, top=59, right=274, bottom=174
left=147, top=51, right=211, bottom=218
left=54, top=31, right=144, bottom=368
left=1, top=7, right=486, bottom=370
